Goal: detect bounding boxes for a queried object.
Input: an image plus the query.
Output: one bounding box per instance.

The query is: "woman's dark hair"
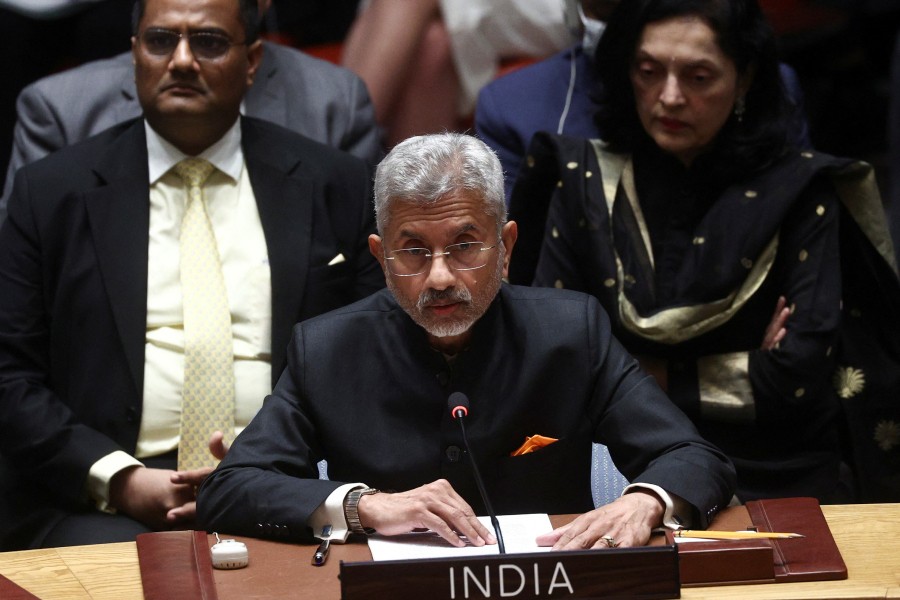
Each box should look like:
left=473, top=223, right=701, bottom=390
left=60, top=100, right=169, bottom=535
left=594, top=0, right=789, bottom=179
left=131, top=0, right=260, bottom=44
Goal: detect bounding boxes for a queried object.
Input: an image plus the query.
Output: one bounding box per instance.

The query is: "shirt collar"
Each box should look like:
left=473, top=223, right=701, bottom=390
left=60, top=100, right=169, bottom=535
left=145, top=118, right=244, bottom=184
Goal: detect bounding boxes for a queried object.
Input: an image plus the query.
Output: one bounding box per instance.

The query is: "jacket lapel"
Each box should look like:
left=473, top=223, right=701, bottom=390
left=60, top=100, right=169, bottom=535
left=84, top=121, right=150, bottom=397
left=242, top=118, right=313, bottom=385
left=82, top=117, right=314, bottom=393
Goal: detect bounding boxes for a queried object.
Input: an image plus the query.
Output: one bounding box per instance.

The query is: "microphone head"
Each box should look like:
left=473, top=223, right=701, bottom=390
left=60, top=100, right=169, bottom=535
left=448, top=392, right=470, bottom=419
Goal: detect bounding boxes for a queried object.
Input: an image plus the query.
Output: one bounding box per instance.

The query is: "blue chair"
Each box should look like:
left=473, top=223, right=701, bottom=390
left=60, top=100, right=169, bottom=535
left=591, top=443, right=629, bottom=507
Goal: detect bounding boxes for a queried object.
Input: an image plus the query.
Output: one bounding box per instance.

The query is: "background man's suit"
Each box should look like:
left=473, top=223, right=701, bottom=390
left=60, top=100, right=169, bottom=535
left=0, top=41, right=384, bottom=220
left=476, top=46, right=597, bottom=204
left=0, top=116, right=383, bottom=550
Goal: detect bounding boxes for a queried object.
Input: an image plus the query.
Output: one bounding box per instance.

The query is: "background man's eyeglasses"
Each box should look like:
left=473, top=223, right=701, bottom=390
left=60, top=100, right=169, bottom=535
left=385, top=241, right=499, bottom=277
left=139, top=28, right=245, bottom=61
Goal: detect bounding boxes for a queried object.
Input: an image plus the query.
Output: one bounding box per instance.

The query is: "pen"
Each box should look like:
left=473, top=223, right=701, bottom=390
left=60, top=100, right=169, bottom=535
left=674, top=530, right=804, bottom=540
left=312, top=525, right=332, bottom=566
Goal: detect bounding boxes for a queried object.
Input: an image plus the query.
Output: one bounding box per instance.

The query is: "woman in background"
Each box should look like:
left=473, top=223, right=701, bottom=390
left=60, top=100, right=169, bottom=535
left=509, top=0, right=900, bottom=502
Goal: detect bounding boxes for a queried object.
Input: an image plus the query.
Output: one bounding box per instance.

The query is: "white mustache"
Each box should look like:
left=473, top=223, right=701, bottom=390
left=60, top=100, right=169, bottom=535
left=417, top=287, right=472, bottom=311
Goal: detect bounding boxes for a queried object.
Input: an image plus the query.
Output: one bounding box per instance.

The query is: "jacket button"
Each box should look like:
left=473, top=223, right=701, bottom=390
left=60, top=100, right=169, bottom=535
left=436, top=371, right=450, bottom=386
left=446, top=445, right=461, bottom=462
left=126, top=406, right=138, bottom=422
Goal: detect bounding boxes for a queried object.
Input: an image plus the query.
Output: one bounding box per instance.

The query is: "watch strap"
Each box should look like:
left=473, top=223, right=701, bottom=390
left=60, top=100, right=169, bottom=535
left=344, top=487, right=378, bottom=535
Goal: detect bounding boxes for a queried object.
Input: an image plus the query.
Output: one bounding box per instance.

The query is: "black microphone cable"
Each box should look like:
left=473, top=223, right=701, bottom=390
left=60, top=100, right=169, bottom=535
left=448, top=392, right=506, bottom=554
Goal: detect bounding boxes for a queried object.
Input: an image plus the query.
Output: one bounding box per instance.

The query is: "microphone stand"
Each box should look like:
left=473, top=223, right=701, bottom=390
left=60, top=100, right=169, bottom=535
left=455, top=410, right=506, bottom=554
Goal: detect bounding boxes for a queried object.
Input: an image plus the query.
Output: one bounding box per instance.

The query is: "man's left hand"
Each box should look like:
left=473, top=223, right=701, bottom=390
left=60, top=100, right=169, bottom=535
left=536, top=490, right=664, bottom=550
left=166, top=430, right=231, bottom=525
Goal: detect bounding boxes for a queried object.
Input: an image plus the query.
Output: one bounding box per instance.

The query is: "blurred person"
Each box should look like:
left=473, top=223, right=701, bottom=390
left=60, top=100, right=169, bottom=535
left=0, top=0, right=383, bottom=223
left=0, top=0, right=382, bottom=550
left=0, top=0, right=133, bottom=192
left=341, top=0, right=571, bottom=147
left=476, top=0, right=811, bottom=203
left=509, top=0, right=900, bottom=502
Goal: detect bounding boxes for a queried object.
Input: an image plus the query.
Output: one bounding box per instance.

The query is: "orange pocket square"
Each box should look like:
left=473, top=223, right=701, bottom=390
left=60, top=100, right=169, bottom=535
left=511, top=434, right=558, bottom=456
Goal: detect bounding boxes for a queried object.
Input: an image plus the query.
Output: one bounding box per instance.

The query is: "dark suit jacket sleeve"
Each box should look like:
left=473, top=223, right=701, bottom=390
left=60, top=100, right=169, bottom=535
left=586, top=306, right=733, bottom=527
left=1, top=84, right=64, bottom=221
left=1, top=54, right=139, bottom=223
left=250, top=45, right=384, bottom=169
left=197, top=323, right=344, bottom=542
left=0, top=168, right=128, bottom=506
left=5, top=84, right=63, bottom=183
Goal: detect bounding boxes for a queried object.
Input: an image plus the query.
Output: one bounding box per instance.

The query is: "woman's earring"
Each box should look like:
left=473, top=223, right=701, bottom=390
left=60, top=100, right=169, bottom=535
left=734, top=96, right=746, bottom=123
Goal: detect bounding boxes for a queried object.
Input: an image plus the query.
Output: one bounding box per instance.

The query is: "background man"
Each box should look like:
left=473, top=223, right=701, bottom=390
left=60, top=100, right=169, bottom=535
left=197, top=133, right=735, bottom=550
left=0, top=0, right=382, bottom=550
left=0, top=0, right=383, bottom=223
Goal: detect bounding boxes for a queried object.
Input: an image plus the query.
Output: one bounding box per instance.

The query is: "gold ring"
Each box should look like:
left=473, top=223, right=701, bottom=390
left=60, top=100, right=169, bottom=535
left=601, top=535, right=619, bottom=548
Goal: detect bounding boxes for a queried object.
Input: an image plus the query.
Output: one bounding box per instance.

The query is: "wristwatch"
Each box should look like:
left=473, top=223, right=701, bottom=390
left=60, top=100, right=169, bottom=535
left=344, top=487, right=378, bottom=535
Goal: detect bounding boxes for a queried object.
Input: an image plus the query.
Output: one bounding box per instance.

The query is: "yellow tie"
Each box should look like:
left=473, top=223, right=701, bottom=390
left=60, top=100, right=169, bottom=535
left=174, top=158, right=235, bottom=471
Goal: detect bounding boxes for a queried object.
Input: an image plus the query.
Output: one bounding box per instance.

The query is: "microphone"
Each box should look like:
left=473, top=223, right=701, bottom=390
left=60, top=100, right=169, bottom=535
left=448, top=392, right=506, bottom=554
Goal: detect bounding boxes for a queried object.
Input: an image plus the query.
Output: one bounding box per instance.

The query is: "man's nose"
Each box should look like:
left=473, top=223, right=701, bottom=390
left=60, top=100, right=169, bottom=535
left=170, top=36, right=197, bottom=69
left=422, top=252, right=456, bottom=290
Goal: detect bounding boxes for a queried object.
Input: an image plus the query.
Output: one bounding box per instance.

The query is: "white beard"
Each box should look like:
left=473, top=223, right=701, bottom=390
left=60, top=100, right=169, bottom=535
left=386, top=249, right=505, bottom=339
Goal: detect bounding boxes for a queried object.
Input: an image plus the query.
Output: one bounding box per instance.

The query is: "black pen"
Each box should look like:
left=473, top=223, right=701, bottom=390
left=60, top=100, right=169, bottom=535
left=312, top=525, right=332, bottom=566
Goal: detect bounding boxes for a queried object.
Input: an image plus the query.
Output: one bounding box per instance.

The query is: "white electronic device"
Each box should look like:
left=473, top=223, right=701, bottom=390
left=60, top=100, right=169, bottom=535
left=210, top=533, right=249, bottom=569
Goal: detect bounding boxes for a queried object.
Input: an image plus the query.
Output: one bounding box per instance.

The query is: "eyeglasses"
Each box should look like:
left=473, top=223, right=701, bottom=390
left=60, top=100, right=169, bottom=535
left=385, top=241, right=499, bottom=277
left=139, top=28, right=245, bottom=61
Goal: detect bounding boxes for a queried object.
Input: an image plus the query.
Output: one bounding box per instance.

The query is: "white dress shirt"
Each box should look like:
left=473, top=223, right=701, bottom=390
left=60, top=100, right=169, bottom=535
left=87, top=119, right=272, bottom=509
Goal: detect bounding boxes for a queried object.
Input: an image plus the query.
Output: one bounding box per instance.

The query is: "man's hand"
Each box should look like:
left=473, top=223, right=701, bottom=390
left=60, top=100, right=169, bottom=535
left=206, top=430, right=230, bottom=461
left=109, top=466, right=195, bottom=530
left=356, top=479, right=497, bottom=548
left=536, top=490, right=664, bottom=550
left=762, top=295, right=789, bottom=350
left=167, top=430, right=231, bottom=525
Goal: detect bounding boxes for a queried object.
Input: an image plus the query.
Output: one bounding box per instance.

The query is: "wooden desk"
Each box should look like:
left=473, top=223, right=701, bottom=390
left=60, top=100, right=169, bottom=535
left=1, top=504, right=898, bottom=599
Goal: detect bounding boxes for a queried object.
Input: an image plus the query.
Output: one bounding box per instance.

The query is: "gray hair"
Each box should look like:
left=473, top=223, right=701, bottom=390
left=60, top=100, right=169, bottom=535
left=373, top=133, right=506, bottom=235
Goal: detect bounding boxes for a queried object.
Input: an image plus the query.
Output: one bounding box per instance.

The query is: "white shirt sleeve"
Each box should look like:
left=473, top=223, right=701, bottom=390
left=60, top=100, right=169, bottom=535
left=309, top=483, right=367, bottom=542
left=86, top=451, right=144, bottom=513
left=623, top=483, right=692, bottom=529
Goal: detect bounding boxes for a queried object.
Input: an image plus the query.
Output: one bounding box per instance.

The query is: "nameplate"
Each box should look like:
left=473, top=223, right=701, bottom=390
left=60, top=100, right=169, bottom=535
left=339, top=546, right=680, bottom=599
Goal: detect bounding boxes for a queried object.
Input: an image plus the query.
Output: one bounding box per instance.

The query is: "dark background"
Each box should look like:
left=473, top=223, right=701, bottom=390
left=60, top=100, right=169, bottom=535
left=1, top=0, right=898, bottom=197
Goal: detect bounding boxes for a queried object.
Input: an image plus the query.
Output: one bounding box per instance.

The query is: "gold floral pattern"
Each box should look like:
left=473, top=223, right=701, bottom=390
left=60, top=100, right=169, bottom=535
left=833, top=366, right=865, bottom=399
left=874, top=421, right=900, bottom=452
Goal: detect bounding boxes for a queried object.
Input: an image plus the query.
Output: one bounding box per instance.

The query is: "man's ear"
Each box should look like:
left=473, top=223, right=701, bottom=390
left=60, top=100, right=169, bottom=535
left=368, top=234, right=386, bottom=270
left=501, top=221, right=518, bottom=279
left=246, top=40, right=264, bottom=86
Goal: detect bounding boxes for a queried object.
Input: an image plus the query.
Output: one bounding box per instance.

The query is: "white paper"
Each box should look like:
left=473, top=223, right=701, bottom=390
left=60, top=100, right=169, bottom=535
left=367, top=513, right=555, bottom=561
